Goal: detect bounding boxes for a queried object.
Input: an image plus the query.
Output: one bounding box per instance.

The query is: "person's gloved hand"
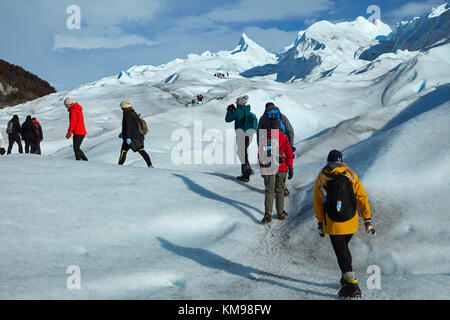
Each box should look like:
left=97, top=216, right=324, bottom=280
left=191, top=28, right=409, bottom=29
left=318, top=223, right=325, bottom=238
left=0, top=148, right=5, bottom=156
left=126, top=138, right=132, bottom=145
left=66, top=132, right=72, bottom=139
left=288, top=168, right=294, bottom=180
left=227, top=104, right=236, bottom=112
left=364, top=219, right=376, bottom=235
left=118, top=132, right=123, bottom=139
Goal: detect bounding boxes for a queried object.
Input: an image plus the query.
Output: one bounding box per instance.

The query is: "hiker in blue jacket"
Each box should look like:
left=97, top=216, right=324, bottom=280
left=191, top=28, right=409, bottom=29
left=225, top=95, right=258, bottom=182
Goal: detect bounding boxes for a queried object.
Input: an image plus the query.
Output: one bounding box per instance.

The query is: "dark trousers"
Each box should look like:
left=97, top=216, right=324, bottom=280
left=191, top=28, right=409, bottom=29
left=24, top=139, right=33, bottom=154
left=237, top=135, right=253, bottom=178
left=33, top=140, right=41, bottom=155
left=7, top=135, right=23, bottom=154
left=330, top=234, right=354, bottom=274
left=73, top=135, right=88, bottom=161
left=118, top=141, right=152, bottom=167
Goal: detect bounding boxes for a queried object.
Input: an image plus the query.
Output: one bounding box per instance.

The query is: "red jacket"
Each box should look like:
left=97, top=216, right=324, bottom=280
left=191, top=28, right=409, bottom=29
left=67, top=103, right=87, bottom=136
left=258, top=130, right=293, bottom=174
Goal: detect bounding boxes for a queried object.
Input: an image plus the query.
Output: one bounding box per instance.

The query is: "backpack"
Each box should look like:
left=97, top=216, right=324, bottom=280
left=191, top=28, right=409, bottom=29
left=324, top=173, right=357, bottom=222
left=260, top=134, right=284, bottom=169
left=244, top=110, right=258, bottom=132
left=6, top=120, right=13, bottom=135
left=137, top=114, right=148, bottom=136
left=265, top=109, right=286, bottom=134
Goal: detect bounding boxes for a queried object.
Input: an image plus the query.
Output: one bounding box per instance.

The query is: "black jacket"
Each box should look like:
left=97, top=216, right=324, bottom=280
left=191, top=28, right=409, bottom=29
left=21, top=119, right=35, bottom=140
left=122, top=108, right=144, bottom=148
left=8, top=120, right=22, bottom=139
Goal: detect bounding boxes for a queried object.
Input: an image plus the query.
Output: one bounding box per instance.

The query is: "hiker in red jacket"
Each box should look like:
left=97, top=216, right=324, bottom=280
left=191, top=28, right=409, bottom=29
left=31, top=117, right=43, bottom=155
left=258, top=118, right=294, bottom=224
left=64, top=97, right=88, bottom=161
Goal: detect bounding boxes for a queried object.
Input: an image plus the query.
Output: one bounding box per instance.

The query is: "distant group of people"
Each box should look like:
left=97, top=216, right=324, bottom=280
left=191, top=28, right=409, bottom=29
left=190, top=94, right=205, bottom=106
left=214, top=72, right=229, bottom=79
left=225, top=95, right=376, bottom=298
left=1, top=97, right=153, bottom=169
left=0, top=114, right=43, bottom=156
left=63, top=97, right=153, bottom=167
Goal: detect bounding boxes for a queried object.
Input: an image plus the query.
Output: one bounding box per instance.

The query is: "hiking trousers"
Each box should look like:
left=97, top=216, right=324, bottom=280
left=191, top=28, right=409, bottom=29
left=24, top=139, right=33, bottom=154
left=330, top=234, right=354, bottom=274
left=7, top=135, right=23, bottom=154
left=237, top=135, right=253, bottom=178
left=73, top=134, right=88, bottom=161
left=263, top=171, right=287, bottom=215
left=118, top=141, right=152, bottom=167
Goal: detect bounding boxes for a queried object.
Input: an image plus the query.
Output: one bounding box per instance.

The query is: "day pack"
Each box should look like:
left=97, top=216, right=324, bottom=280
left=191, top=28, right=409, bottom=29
left=260, top=134, right=284, bottom=169
left=6, top=120, right=13, bottom=135
left=324, top=173, right=357, bottom=222
left=137, top=114, right=148, bottom=136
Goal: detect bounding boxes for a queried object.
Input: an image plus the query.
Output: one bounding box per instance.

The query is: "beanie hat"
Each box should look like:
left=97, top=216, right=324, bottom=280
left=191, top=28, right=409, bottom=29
left=265, top=102, right=275, bottom=111
left=327, top=150, right=343, bottom=163
left=236, top=95, right=249, bottom=107
left=64, top=97, right=74, bottom=106
left=120, top=100, right=132, bottom=109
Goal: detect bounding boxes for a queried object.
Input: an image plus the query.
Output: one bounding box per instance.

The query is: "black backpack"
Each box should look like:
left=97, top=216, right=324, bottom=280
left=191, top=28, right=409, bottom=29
left=324, top=173, right=357, bottom=222
left=260, top=134, right=284, bottom=168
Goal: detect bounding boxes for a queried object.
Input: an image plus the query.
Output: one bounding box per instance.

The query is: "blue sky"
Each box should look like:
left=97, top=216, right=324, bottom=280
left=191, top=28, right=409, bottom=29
left=0, top=0, right=445, bottom=91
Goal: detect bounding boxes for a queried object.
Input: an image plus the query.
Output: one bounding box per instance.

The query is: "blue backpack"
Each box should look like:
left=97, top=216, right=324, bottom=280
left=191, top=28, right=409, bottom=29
left=266, top=109, right=286, bottom=134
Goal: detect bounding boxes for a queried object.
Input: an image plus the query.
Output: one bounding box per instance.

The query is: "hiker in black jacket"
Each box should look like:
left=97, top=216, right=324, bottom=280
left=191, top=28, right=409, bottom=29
left=21, top=115, right=35, bottom=154
left=118, top=100, right=153, bottom=168
left=7, top=115, right=23, bottom=154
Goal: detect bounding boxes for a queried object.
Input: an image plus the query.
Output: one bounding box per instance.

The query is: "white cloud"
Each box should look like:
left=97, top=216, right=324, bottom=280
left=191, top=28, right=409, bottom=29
left=53, top=34, right=155, bottom=51
left=52, top=0, right=161, bottom=50
left=74, top=0, right=161, bottom=27
left=206, top=0, right=334, bottom=23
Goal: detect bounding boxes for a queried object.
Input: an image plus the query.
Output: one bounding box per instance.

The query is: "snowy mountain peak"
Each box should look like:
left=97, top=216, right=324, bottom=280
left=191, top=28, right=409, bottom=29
left=231, top=33, right=267, bottom=55
left=428, top=2, right=450, bottom=18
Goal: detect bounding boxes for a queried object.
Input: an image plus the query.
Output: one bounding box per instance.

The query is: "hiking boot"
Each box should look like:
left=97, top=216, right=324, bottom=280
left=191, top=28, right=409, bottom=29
left=262, top=214, right=272, bottom=224
left=340, top=276, right=346, bottom=287
left=278, top=211, right=288, bottom=220
left=237, top=175, right=250, bottom=183
left=338, top=278, right=362, bottom=299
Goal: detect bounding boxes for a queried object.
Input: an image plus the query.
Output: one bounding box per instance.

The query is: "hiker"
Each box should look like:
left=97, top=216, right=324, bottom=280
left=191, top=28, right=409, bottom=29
left=64, top=97, right=88, bottom=161
left=118, top=100, right=153, bottom=168
left=313, top=150, right=376, bottom=299
left=6, top=115, right=23, bottom=154
left=225, top=95, right=258, bottom=182
left=197, top=94, right=204, bottom=103
left=0, top=129, right=5, bottom=155
left=258, top=118, right=294, bottom=224
left=31, top=117, right=43, bottom=155
left=21, top=115, right=36, bottom=153
left=258, top=102, right=295, bottom=196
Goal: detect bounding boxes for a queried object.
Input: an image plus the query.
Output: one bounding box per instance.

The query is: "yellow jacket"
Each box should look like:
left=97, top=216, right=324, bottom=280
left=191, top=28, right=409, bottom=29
left=313, top=163, right=371, bottom=235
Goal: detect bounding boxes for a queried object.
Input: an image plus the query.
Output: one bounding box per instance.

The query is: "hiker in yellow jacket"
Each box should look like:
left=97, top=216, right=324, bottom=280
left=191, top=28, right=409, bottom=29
left=313, top=150, right=376, bottom=298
